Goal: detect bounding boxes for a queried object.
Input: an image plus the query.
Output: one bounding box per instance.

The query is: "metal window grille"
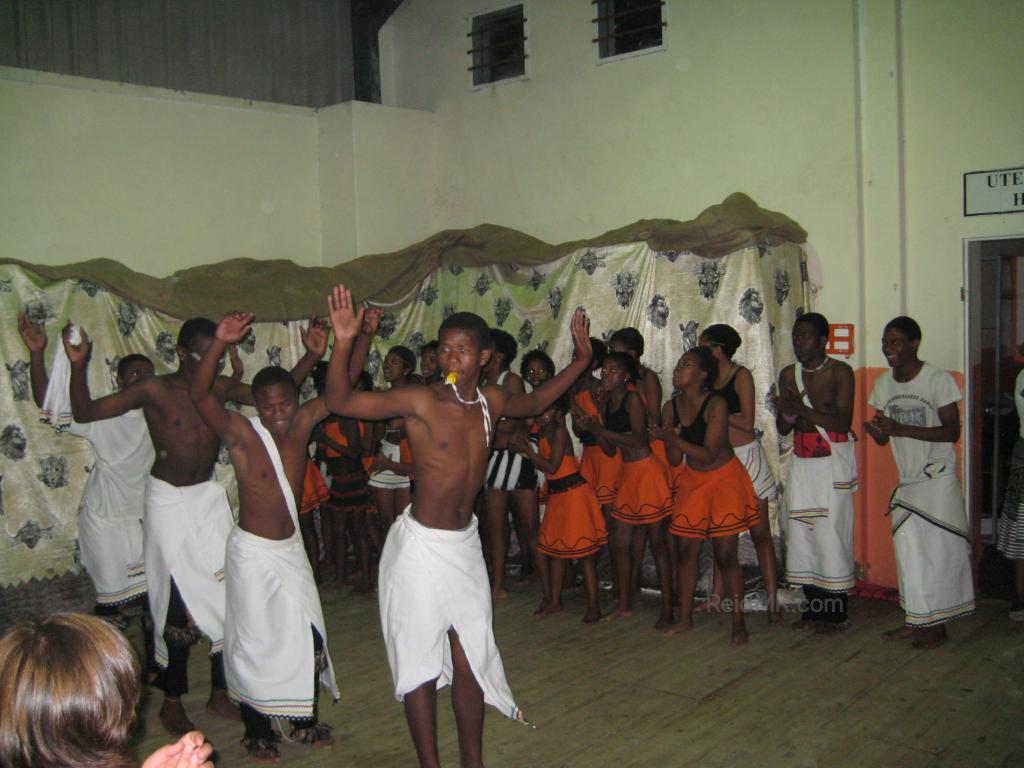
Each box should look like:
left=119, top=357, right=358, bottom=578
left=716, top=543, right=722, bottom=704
left=593, top=0, right=665, bottom=59
left=468, top=5, right=526, bottom=86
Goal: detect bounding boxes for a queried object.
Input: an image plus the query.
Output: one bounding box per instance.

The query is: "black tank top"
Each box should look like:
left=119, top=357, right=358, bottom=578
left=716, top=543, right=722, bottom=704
left=604, top=395, right=632, bottom=434
left=673, top=394, right=717, bottom=446
left=713, top=368, right=742, bottom=415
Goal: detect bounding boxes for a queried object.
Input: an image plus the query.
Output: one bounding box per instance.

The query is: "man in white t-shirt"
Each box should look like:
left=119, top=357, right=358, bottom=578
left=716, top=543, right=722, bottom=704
left=865, top=316, right=975, bottom=650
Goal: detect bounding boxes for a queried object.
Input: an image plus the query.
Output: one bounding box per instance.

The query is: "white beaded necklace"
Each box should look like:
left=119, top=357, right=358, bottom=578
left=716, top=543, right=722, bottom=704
left=802, top=357, right=830, bottom=374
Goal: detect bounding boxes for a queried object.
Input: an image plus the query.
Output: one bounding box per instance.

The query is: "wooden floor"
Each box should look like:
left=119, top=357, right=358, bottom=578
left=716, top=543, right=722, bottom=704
left=130, top=582, right=1024, bottom=767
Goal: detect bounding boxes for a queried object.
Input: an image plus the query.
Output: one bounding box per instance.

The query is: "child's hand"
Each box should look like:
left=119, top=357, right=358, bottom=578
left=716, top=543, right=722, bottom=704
left=216, top=312, right=254, bottom=344
left=62, top=322, right=91, bottom=365
left=569, top=308, right=592, bottom=364
left=17, top=312, right=47, bottom=353
left=327, top=284, right=364, bottom=342
left=575, top=414, right=599, bottom=433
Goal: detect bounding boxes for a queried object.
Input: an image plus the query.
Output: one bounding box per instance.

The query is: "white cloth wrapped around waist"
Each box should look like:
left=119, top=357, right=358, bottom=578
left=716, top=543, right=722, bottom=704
left=78, top=509, right=146, bottom=606
left=888, top=465, right=968, bottom=539
left=378, top=506, right=524, bottom=722
left=225, top=524, right=339, bottom=718
left=144, top=476, right=232, bottom=666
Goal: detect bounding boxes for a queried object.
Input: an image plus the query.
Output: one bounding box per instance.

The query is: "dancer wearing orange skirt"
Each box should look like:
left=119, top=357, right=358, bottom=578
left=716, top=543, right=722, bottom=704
left=653, top=347, right=759, bottom=645
left=700, top=324, right=782, bottom=624
left=520, top=398, right=607, bottom=623
left=577, top=352, right=674, bottom=629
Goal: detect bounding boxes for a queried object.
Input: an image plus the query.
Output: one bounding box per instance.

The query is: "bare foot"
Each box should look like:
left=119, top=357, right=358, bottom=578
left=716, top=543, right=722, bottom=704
left=492, top=587, right=509, bottom=601
left=882, top=625, right=916, bottom=641
left=791, top=618, right=817, bottom=631
left=731, top=623, right=750, bottom=646
left=158, top=698, right=194, bottom=736
left=205, top=688, right=242, bottom=721
left=600, top=607, right=635, bottom=623
left=654, top=610, right=674, bottom=632
left=582, top=607, right=602, bottom=624
left=540, top=603, right=563, bottom=616
left=767, top=610, right=785, bottom=627
left=911, top=625, right=948, bottom=650
left=533, top=599, right=550, bottom=616
left=658, top=619, right=693, bottom=637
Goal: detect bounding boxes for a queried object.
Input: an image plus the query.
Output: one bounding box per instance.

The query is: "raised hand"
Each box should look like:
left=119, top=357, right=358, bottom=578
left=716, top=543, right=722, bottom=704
left=327, top=284, right=364, bottom=343
left=569, top=308, right=592, bottom=364
left=301, top=315, right=329, bottom=357
left=17, top=312, right=47, bottom=353
left=215, top=312, right=254, bottom=344
left=575, top=413, right=600, bottom=434
left=361, top=306, right=382, bottom=337
left=62, top=322, right=91, bottom=365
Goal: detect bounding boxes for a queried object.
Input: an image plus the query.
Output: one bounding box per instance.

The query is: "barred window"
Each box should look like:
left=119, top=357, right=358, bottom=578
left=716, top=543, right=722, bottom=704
left=468, top=5, right=527, bottom=87
left=593, top=0, right=666, bottom=60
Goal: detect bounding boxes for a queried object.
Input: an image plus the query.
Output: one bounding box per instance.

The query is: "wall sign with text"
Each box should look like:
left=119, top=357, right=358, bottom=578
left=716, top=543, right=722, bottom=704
left=964, top=165, right=1024, bottom=216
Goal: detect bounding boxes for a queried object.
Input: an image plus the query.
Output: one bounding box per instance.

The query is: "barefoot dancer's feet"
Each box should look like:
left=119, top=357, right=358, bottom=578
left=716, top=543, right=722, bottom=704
left=658, top=619, right=694, bottom=637
left=767, top=610, right=785, bottom=627
left=600, top=607, right=635, bottom=623
left=533, top=599, right=550, bottom=616
left=159, top=698, right=195, bottom=736
left=882, top=625, right=917, bottom=641
left=206, top=688, right=242, bottom=721
left=654, top=608, right=674, bottom=632
left=582, top=606, right=602, bottom=624
left=540, top=603, right=563, bottom=616
left=492, top=587, right=508, bottom=601
left=731, top=623, right=749, bottom=646
left=911, top=625, right=948, bottom=650
left=242, top=736, right=282, bottom=764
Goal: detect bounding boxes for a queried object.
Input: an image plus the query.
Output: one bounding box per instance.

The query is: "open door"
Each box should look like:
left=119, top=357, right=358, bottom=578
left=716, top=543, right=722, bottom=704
left=965, top=235, right=1024, bottom=595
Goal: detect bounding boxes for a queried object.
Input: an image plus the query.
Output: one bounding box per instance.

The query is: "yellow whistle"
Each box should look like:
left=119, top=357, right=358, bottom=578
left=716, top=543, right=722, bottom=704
left=445, top=372, right=458, bottom=385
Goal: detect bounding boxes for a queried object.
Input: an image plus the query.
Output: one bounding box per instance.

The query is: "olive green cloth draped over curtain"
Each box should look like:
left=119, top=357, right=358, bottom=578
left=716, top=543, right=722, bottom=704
left=0, top=193, right=809, bottom=587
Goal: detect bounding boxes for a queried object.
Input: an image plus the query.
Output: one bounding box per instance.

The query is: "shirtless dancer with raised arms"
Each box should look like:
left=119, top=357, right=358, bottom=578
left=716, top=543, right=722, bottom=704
left=65, top=316, right=329, bottom=734
left=324, top=284, right=592, bottom=768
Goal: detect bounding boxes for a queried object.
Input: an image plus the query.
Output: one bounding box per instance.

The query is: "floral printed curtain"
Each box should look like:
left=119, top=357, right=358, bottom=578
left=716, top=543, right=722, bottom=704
left=0, top=241, right=807, bottom=587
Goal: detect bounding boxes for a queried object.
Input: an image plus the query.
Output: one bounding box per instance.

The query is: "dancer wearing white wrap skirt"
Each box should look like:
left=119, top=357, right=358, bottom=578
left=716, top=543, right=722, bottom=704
left=866, top=316, right=975, bottom=650
left=325, top=283, right=594, bottom=768
left=65, top=314, right=329, bottom=736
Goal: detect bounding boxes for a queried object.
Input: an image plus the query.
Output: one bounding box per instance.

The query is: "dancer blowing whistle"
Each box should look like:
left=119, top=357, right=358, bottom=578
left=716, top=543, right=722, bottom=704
left=324, top=284, right=591, bottom=768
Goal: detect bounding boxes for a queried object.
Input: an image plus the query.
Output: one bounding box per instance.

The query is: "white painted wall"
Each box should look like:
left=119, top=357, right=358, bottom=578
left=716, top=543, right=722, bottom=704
left=378, top=0, right=1024, bottom=372
left=0, top=67, right=322, bottom=276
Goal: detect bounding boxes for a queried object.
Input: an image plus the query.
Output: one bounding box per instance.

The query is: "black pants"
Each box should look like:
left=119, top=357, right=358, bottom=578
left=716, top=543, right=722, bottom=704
left=240, top=626, right=324, bottom=740
left=802, top=585, right=848, bottom=625
left=163, top=578, right=226, bottom=697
